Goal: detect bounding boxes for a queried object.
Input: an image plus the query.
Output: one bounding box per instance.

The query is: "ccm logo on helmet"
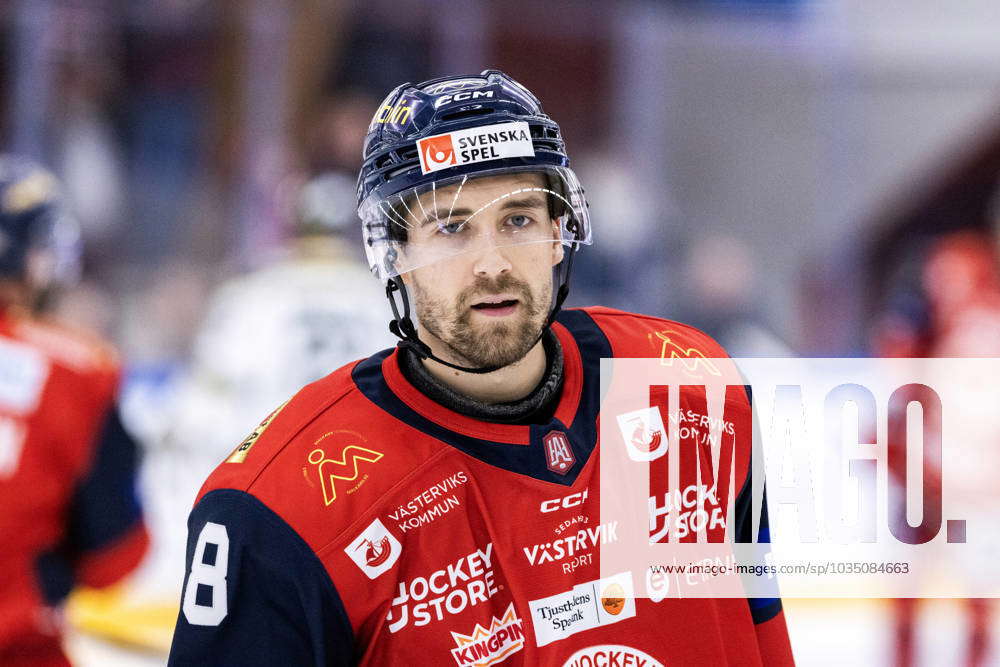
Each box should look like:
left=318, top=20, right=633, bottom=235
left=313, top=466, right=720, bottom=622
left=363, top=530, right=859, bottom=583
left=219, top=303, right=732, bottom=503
left=416, top=121, right=534, bottom=175
left=433, top=90, right=494, bottom=109
left=539, top=488, right=589, bottom=513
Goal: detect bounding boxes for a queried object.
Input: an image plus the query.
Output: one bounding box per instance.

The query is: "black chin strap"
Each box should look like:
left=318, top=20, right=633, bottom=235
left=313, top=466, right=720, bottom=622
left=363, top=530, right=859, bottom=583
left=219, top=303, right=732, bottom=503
left=385, top=234, right=579, bottom=375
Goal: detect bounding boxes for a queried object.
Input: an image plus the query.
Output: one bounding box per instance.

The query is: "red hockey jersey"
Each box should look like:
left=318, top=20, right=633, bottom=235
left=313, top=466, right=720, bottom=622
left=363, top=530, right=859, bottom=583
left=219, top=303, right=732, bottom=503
left=0, top=308, right=148, bottom=667
left=169, top=307, right=794, bottom=666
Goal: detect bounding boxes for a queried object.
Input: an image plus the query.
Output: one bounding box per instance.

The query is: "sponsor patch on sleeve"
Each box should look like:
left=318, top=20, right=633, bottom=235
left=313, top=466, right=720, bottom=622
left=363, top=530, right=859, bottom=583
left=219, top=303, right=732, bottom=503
left=225, top=400, right=289, bottom=463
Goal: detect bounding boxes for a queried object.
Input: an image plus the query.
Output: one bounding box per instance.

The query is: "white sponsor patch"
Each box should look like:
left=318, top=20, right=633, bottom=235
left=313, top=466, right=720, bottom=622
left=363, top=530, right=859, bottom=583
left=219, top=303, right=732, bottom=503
left=416, top=121, right=534, bottom=174
left=528, top=571, right=636, bottom=647
left=345, top=518, right=402, bottom=579
left=561, top=644, right=664, bottom=667
left=616, top=407, right=667, bottom=462
left=0, top=339, right=48, bottom=414
left=387, top=543, right=500, bottom=633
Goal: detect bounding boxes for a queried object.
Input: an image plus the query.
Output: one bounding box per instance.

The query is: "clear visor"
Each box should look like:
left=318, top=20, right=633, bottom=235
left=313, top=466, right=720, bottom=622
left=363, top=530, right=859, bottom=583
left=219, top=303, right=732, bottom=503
left=359, top=166, right=592, bottom=282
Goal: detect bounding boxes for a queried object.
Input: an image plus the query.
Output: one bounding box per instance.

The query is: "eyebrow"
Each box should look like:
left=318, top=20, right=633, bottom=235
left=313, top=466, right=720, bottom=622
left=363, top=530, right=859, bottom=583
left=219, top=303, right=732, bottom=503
left=418, top=207, right=474, bottom=227
left=417, top=195, right=547, bottom=227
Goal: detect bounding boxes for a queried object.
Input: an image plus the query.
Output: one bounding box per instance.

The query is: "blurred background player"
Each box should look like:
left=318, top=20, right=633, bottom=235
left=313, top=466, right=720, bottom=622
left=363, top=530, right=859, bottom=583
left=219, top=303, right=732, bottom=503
left=168, top=169, right=391, bottom=463
left=0, top=154, right=147, bottom=667
left=874, top=225, right=1000, bottom=666
left=133, top=169, right=393, bottom=615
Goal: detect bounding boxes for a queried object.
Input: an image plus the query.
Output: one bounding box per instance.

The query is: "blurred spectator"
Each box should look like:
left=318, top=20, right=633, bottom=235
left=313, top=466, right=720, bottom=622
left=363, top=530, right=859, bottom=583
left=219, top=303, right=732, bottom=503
left=677, top=234, right=793, bottom=356
left=922, top=232, right=1000, bottom=356
left=569, top=150, right=668, bottom=314
left=46, top=3, right=127, bottom=246
left=302, top=90, right=379, bottom=175
left=331, top=0, right=434, bottom=96
left=870, top=240, right=934, bottom=358
left=0, top=155, right=147, bottom=667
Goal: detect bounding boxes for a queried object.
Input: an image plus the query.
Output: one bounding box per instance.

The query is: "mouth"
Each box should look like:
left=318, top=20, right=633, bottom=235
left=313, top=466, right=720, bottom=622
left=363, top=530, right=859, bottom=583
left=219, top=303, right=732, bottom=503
left=469, top=296, right=520, bottom=317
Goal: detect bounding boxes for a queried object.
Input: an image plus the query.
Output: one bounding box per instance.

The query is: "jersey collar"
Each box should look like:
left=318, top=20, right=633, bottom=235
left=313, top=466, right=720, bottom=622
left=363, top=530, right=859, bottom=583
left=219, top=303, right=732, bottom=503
left=380, top=320, right=582, bottom=444
left=351, top=309, right=611, bottom=484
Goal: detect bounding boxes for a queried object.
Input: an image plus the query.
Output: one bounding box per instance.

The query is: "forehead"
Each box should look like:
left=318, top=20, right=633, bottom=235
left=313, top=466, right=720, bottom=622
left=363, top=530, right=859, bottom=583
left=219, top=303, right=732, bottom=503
left=420, top=172, right=548, bottom=209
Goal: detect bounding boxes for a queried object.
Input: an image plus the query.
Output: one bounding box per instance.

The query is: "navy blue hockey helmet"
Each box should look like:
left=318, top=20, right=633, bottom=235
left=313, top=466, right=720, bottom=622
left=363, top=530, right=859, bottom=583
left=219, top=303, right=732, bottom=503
left=357, top=69, right=591, bottom=283
left=357, top=70, right=591, bottom=374
left=0, top=155, right=80, bottom=287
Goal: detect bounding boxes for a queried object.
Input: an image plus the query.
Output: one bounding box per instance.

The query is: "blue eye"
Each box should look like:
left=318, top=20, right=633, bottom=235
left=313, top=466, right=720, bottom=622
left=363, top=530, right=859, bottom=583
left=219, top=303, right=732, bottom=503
left=437, top=220, right=467, bottom=235
left=507, top=215, right=533, bottom=228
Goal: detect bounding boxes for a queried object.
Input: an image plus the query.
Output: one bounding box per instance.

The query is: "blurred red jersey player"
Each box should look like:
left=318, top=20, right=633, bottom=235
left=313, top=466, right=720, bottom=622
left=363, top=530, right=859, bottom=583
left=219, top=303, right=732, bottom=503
left=876, top=231, right=1000, bottom=667
left=0, top=155, right=148, bottom=666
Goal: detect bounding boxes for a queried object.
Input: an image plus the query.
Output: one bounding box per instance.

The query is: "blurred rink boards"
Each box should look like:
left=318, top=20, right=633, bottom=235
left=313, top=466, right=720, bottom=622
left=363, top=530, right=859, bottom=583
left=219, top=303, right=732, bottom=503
left=787, top=599, right=999, bottom=666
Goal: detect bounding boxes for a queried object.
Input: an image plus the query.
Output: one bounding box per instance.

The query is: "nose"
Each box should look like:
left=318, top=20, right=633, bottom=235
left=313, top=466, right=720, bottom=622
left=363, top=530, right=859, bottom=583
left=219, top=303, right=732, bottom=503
left=472, top=243, right=512, bottom=278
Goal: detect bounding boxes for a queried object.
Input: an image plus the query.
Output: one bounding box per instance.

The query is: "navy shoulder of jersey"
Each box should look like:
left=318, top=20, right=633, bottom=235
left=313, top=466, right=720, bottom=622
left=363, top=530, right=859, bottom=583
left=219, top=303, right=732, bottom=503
left=170, top=353, right=446, bottom=664
left=168, top=489, right=354, bottom=666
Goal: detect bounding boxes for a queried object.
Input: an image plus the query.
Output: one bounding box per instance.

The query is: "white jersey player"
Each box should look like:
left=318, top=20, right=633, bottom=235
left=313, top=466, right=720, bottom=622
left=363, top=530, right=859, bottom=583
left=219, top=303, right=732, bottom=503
left=134, top=172, right=393, bottom=614
left=176, top=171, right=392, bottom=459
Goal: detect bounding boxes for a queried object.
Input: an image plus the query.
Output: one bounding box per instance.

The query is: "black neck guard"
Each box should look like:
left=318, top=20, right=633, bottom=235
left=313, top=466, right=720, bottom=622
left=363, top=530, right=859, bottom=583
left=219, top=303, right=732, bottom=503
left=398, top=328, right=564, bottom=425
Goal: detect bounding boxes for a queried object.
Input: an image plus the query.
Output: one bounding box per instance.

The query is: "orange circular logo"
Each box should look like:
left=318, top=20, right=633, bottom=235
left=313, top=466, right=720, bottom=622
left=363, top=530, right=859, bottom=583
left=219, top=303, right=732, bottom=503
left=601, top=583, right=626, bottom=616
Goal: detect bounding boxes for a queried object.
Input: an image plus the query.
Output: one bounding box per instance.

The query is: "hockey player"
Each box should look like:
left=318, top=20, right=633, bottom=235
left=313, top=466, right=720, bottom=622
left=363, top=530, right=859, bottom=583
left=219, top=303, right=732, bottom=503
left=164, top=171, right=392, bottom=495
left=169, top=70, right=795, bottom=666
left=882, top=231, right=1000, bottom=667
left=0, top=155, right=148, bottom=666
left=138, top=171, right=394, bottom=613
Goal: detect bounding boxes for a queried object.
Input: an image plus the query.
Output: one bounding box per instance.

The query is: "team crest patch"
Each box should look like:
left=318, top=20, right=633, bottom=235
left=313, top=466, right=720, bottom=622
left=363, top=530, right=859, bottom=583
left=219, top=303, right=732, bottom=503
left=543, top=431, right=575, bottom=475
left=225, top=400, right=289, bottom=463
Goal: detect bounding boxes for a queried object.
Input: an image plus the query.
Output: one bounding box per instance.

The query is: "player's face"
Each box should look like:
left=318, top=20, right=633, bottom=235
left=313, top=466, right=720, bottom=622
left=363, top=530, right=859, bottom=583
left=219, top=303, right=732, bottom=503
left=402, top=172, right=564, bottom=368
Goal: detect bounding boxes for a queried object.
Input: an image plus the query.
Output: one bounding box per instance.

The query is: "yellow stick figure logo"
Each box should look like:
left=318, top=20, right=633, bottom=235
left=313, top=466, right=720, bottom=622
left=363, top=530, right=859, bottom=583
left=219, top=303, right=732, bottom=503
left=308, top=445, right=384, bottom=506
left=649, top=330, right=722, bottom=377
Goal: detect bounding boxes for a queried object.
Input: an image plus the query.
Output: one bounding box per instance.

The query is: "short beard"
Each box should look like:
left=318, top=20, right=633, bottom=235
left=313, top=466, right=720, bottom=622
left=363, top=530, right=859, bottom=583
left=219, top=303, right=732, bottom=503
left=413, top=273, right=550, bottom=369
